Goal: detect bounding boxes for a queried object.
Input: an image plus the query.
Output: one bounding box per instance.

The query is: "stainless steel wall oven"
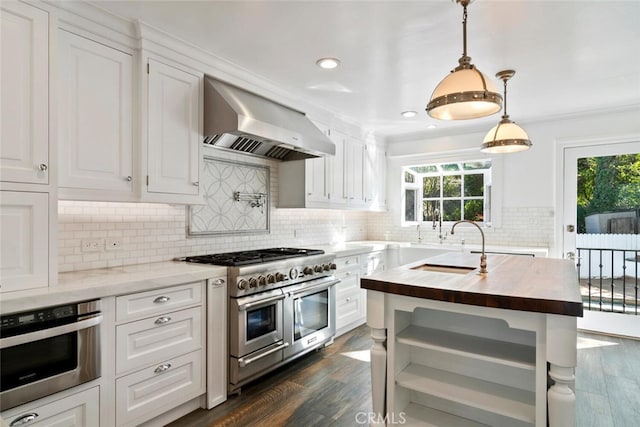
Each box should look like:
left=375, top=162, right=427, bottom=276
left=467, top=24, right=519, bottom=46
left=0, top=300, right=102, bottom=411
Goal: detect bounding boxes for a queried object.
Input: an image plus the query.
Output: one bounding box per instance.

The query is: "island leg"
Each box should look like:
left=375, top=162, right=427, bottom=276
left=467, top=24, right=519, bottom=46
left=367, top=290, right=387, bottom=425
left=547, top=315, right=577, bottom=427
left=370, top=327, right=387, bottom=425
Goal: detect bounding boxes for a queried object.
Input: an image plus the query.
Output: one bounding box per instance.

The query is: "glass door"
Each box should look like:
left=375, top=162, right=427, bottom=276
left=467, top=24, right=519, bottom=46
left=293, top=289, right=329, bottom=341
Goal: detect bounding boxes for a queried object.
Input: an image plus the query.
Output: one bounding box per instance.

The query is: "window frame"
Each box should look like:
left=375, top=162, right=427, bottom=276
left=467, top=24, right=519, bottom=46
left=402, top=159, right=494, bottom=227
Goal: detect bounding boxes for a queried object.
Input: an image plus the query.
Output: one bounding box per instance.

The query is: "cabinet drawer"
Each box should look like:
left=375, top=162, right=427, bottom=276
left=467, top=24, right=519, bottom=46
left=116, top=306, right=203, bottom=374
left=335, top=255, right=360, bottom=270
left=116, top=350, right=204, bottom=427
left=1, top=386, right=99, bottom=427
left=335, top=270, right=360, bottom=294
left=336, top=288, right=365, bottom=329
left=116, top=282, right=202, bottom=322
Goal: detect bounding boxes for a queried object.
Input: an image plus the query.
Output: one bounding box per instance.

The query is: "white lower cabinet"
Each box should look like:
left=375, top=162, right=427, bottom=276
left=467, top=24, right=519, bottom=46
left=2, top=386, right=99, bottom=427
left=115, top=350, right=203, bottom=427
left=116, top=306, right=202, bottom=374
left=334, top=255, right=365, bottom=336
left=114, top=282, right=205, bottom=426
left=206, top=277, right=227, bottom=409
left=334, top=251, right=385, bottom=337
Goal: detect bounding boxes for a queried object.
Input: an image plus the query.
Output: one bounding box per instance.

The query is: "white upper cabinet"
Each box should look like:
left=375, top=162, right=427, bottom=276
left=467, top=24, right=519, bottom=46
left=364, top=142, right=387, bottom=210
left=0, top=191, right=49, bottom=292
left=145, top=58, right=202, bottom=201
left=0, top=1, right=49, bottom=185
left=305, top=156, right=329, bottom=203
left=345, top=137, right=366, bottom=207
left=58, top=30, right=134, bottom=199
left=328, top=131, right=347, bottom=206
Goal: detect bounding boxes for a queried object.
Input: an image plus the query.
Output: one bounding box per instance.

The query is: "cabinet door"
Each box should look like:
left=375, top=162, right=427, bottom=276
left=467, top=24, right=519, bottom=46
left=0, top=1, right=49, bottom=184
left=1, top=386, right=99, bottom=427
left=0, top=191, right=48, bottom=292
left=147, top=59, right=202, bottom=196
left=206, top=277, right=227, bottom=409
left=346, top=138, right=365, bottom=206
left=305, top=157, right=329, bottom=203
left=58, top=30, right=134, bottom=195
left=328, top=132, right=346, bottom=205
left=364, top=143, right=386, bottom=209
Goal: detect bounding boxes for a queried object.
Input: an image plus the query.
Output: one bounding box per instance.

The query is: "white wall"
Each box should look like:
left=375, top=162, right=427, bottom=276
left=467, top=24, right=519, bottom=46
left=373, top=106, right=640, bottom=257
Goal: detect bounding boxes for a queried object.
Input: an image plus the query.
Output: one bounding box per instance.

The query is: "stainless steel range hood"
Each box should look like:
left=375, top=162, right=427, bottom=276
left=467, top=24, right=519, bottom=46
left=203, top=77, right=335, bottom=161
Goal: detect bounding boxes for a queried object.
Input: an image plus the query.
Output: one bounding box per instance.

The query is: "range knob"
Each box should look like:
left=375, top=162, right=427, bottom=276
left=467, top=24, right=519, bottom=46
left=238, top=279, right=248, bottom=290
left=329, top=263, right=337, bottom=270
left=314, top=265, right=323, bottom=273
left=275, top=272, right=286, bottom=282
left=266, top=274, right=276, bottom=284
left=303, top=266, right=314, bottom=275
left=258, top=276, right=267, bottom=286
left=249, top=278, right=258, bottom=288
left=289, top=268, right=299, bottom=280
left=323, top=264, right=331, bottom=271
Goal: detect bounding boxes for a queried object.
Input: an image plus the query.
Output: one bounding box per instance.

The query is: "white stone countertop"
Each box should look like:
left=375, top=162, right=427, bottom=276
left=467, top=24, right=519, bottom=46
left=0, top=261, right=226, bottom=314
left=0, top=241, right=548, bottom=314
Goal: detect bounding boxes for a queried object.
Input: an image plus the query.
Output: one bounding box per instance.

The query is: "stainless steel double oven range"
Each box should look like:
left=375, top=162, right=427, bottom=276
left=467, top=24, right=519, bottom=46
left=186, top=248, right=338, bottom=394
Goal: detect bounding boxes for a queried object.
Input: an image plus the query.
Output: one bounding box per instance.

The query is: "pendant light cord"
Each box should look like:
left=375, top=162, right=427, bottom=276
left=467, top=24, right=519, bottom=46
left=502, top=78, right=509, bottom=119
left=457, top=0, right=472, bottom=70
left=462, top=3, right=468, bottom=59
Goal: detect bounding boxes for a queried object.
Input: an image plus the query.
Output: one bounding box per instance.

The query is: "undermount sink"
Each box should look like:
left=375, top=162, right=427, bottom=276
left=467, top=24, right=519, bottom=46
left=411, top=264, right=476, bottom=274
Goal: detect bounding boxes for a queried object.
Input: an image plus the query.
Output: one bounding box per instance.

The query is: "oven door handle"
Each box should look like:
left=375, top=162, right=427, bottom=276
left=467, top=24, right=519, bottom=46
left=237, top=294, right=285, bottom=311
left=238, top=342, right=289, bottom=367
left=0, top=314, right=103, bottom=349
left=288, top=278, right=340, bottom=297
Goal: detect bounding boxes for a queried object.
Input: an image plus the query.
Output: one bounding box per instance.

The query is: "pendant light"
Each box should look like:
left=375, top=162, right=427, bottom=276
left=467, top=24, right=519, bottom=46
left=426, top=0, right=502, bottom=120
left=481, top=70, right=532, bottom=153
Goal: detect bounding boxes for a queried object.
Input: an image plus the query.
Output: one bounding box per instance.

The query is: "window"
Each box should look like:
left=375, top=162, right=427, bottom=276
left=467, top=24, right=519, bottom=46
left=403, top=160, right=492, bottom=224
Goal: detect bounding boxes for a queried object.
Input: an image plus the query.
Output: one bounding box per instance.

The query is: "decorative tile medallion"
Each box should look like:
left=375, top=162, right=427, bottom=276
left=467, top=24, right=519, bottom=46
left=188, top=157, right=269, bottom=235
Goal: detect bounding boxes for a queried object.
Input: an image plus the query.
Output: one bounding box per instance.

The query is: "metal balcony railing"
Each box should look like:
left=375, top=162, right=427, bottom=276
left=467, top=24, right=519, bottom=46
left=576, top=248, right=639, bottom=315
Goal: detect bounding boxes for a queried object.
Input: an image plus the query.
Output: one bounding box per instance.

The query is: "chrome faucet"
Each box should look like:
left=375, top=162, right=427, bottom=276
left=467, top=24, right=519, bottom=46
left=450, top=220, right=487, bottom=274
left=432, top=209, right=446, bottom=244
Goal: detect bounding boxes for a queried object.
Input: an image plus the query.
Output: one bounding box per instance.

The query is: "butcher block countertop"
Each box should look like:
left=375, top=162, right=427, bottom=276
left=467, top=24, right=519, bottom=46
left=360, top=252, right=583, bottom=317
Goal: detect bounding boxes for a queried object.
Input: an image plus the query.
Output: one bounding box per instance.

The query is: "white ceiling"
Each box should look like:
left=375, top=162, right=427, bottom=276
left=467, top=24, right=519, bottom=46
left=90, top=0, right=640, bottom=139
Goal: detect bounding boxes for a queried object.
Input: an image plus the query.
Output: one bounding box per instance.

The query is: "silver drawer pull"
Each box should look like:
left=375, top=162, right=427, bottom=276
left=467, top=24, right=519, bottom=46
left=153, top=296, right=170, bottom=304
left=154, top=316, right=171, bottom=325
left=211, top=278, right=225, bottom=286
left=346, top=297, right=351, bottom=302
left=38, top=164, right=47, bottom=172
left=10, top=413, right=38, bottom=426
left=154, top=363, right=171, bottom=373
left=126, top=175, right=132, bottom=182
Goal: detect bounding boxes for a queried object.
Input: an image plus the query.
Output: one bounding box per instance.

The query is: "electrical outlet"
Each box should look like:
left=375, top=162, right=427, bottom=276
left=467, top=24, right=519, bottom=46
left=81, top=239, right=103, bottom=252
left=105, top=239, right=123, bottom=251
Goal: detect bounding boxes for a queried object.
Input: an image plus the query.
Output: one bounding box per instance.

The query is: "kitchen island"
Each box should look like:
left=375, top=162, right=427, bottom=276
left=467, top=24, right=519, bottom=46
left=361, top=252, right=583, bottom=427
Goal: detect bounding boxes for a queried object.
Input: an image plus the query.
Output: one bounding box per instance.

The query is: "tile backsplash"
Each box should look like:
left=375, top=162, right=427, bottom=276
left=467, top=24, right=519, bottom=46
left=366, top=206, right=555, bottom=249
left=58, top=201, right=368, bottom=272
left=58, top=202, right=552, bottom=272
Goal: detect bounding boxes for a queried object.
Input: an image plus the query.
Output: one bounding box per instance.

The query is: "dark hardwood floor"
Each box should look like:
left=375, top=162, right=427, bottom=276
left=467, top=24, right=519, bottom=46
left=168, top=326, right=639, bottom=427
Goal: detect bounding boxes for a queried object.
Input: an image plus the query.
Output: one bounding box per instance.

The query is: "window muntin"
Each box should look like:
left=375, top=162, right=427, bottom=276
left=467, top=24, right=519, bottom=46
left=403, top=160, right=491, bottom=224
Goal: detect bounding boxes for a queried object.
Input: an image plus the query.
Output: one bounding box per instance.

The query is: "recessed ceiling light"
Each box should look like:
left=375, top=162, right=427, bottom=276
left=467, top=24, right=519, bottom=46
left=401, top=110, right=418, bottom=118
left=316, top=58, right=340, bottom=69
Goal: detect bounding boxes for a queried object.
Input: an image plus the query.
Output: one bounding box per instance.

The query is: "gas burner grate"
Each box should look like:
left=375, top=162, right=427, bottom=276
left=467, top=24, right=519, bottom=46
left=184, top=248, right=324, bottom=266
